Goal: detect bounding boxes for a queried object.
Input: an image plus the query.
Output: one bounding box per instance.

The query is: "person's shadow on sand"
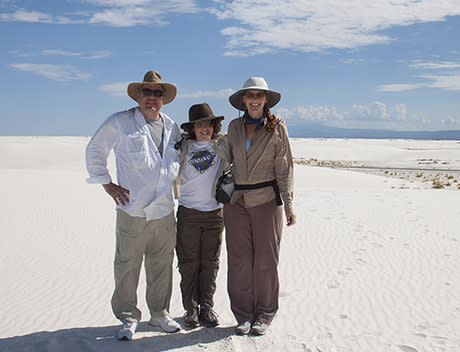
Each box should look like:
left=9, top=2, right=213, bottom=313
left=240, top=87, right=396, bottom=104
left=0, top=321, right=236, bottom=352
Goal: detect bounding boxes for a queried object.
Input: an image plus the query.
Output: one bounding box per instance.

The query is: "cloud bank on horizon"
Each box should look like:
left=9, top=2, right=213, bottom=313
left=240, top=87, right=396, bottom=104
left=1, top=0, right=460, bottom=135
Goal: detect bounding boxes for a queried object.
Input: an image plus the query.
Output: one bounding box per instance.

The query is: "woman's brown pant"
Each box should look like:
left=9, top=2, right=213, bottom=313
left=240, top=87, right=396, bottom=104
left=224, top=198, right=283, bottom=325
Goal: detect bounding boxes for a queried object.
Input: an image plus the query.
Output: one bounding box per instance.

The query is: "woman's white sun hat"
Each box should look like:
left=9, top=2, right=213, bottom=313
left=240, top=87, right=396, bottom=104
left=229, top=77, right=281, bottom=111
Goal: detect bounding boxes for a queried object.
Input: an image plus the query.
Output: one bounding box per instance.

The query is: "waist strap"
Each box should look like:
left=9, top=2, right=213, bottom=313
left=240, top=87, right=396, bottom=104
left=234, top=180, right=283, bottom=206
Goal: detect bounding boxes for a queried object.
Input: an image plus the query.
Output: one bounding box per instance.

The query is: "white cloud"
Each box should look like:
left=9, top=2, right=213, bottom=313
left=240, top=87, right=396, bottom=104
left=99, top=82, right=130, bottom=96
left=11, top=63, right=91, bottom=81
left=81, top=50, right=112, bottom=59
left=9, top=49, right=112, bottom=60
left=41, top=49, right=81, bottom=57
left=212, top=0, right=460, bottom=56
left=441, top=117, right=460, bottom=126
left=415, top=116, right=432, bottom=125
left=378, top=60, right=460, bottom=92
left=87, top=0, right=200, bottom=27
left=179, top=88, right=234, bottom=99
left=276, top=101, right=407, bottom=125
left=88, top=7, right=156, bottom=26
left=8, top=50, right=35, bottom=58
left=86, top=0, right=152, bottom=6
left=410, top=61, right=460, bottom=70
left=350, top=101, right=407, bottom=121
left=0, top=8, right=54, bottom=23
left=378, top=72, right=460, bottom=92
left=275, top=106, right=343, bottom=121
left=376, top=83, right=420, bottom=92
left=0, top=1, right=200, bottom=26
left=420, top=72, right=460, bottom=90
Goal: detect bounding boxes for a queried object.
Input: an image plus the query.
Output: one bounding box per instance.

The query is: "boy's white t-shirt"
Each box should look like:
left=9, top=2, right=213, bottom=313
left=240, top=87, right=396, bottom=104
left=179, top=141, right=223, bottom=211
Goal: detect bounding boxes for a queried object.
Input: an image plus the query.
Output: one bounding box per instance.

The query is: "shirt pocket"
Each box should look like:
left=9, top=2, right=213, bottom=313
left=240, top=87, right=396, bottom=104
left=125, top=132, right=149, bottom=164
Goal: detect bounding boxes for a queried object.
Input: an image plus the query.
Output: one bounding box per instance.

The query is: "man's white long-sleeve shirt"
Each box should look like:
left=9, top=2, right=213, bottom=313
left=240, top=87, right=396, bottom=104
left=86, top=107, right=181, bottom=220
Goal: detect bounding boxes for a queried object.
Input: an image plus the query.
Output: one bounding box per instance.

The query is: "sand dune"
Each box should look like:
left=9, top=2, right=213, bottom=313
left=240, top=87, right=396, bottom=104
left=1, top=137, right=459, bottom=352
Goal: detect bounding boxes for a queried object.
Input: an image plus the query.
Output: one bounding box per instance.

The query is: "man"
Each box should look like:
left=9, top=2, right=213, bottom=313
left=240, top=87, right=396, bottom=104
left=86, top=70, right=182, bottom=340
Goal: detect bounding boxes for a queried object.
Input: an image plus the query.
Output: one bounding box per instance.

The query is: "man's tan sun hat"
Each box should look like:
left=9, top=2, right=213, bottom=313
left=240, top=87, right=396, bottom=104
left=127, top=70, right=177, bottom=104
left=229, top=76, right=281, bottom=111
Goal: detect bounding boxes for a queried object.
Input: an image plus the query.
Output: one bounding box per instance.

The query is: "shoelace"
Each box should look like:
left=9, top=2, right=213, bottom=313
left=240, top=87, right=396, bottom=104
left=121, top=320, right=135, bottom=330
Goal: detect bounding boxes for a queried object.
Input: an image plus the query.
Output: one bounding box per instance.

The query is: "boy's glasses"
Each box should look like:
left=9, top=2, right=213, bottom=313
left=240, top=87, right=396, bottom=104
left=194, top=120, right=213, bottom=128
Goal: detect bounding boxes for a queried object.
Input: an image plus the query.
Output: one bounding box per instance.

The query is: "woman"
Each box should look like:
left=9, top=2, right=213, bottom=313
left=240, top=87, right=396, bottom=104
left=175, top=103, right=231, bottom=329
left=225, top=77, right=296, bottom=336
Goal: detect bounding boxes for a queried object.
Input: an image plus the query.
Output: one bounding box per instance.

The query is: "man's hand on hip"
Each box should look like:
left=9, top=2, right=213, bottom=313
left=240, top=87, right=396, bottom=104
left=103, top=182, right=130, bottom=206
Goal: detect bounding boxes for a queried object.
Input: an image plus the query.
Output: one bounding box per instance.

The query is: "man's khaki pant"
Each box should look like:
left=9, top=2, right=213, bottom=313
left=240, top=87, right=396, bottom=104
left=224, top=198, right=283, bottom=325
left=111, top=209, right=176, bottom=322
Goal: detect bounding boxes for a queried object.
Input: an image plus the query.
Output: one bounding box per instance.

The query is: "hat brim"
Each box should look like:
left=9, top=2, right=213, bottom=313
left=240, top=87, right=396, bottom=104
left=127, top=82, right=177, bottom=104
left=180, top=116, right=224, bottom=130
left=229, top=88, right=281, bottom=111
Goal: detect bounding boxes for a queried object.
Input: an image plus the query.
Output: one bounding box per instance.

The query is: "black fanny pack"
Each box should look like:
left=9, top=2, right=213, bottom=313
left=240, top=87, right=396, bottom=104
left=234, top=180, right=283, bottom=206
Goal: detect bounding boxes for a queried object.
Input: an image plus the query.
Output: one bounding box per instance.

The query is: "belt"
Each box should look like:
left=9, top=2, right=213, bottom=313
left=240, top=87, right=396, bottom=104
left=234, top=180, right=283, bottom=206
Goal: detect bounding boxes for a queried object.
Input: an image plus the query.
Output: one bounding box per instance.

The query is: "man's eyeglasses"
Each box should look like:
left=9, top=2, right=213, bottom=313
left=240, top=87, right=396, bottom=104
left=141, top=88, right=164, bottom=97
left=244, top=92, right=266, bottom=99
left=194, top=120, right=213, bottom=128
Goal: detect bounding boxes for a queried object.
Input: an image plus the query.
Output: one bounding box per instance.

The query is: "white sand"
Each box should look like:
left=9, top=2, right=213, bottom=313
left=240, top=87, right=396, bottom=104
left=1, top=136, right=459, bottom=352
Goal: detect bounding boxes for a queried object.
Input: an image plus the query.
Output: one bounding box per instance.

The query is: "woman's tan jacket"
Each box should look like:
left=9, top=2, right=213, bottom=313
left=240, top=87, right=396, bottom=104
left=227, top=117, right=294, bottom=213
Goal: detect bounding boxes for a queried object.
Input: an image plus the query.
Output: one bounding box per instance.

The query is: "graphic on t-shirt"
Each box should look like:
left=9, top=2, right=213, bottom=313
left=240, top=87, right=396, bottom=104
left=189, top=149, right=216, bottom=173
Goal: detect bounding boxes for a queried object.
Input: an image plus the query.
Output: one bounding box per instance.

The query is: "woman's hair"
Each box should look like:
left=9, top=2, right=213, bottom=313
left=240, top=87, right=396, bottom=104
left=263, top=104, right=278, bottom=133
left=183, top=119, right=222, bottom=140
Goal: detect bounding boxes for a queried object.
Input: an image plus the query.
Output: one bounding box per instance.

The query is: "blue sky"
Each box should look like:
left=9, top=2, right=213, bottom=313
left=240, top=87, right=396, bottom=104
left=1, top=0, right=460, bottom=136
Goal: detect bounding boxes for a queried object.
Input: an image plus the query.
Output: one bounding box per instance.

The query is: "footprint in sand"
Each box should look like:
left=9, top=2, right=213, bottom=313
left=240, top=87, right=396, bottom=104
left=371, top=242, right=384, bottom=248
left=326, top=280, right=340, bottom=289
left=313, top=326, right=334, bottom=340
left=414, top=333, right=426, bottom=338
left=415, top=332, right=454, bottom=351
left=398, top=345, right=418, bottom=352
left=431, top=336, right=448, bottom=344
left=337, top=267, right=353, bottom=277
left=409, top=216, right=424, bottom=223
left=355, top=257, right=367, bottom=265
left=414, top=320, right=447, bottom=331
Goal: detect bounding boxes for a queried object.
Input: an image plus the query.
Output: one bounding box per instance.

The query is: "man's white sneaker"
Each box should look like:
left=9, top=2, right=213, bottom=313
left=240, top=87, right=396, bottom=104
left=149, top=315, right=181, bottom=333
left=116, top=319, right=138, bottom=341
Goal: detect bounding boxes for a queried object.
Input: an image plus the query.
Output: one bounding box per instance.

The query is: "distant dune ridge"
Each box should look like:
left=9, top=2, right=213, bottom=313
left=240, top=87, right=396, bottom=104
left=286, top=123, right=460, bottom=140
left=1, top=136, right=459, bottom=352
